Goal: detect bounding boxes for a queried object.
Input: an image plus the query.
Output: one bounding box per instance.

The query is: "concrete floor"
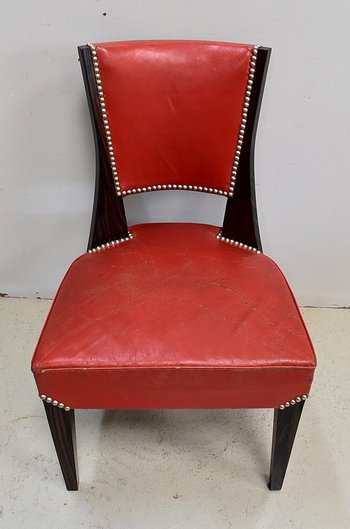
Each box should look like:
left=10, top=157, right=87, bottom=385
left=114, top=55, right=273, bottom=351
left=0, top=299, right=349, bottom=529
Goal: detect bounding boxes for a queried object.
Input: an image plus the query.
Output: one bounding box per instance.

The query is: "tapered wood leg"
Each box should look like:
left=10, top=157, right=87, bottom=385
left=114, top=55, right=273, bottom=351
left=268, top=401, right=305, bottom=490
left=43, top=402, right=78, bottom=490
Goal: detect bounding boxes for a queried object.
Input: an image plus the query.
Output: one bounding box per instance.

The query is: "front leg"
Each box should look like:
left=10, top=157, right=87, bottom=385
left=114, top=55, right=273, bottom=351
left=43, top=401, right=78, bottom=490
left=268, top=399, right=305, bottom=490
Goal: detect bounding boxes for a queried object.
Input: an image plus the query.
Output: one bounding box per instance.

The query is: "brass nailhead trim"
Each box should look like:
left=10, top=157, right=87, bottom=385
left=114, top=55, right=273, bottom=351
left=216, top=231, right=261, bottom=254
left=88, top=43, right=122, bottom=197
left=40, top=394, right=71, bottom=412
left=121, top=184, right=228, bottom=197
left=228, top=45, right=260, bottom=198
left=88, top=232, right=134, bottom=254
left=88, top=42, right=259, bottom=199
left=279, top=394, right=308, bottom=410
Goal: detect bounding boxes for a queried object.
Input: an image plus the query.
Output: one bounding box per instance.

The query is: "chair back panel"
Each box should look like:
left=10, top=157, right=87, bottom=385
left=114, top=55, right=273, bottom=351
left=89, top=40, right=257, bottom=198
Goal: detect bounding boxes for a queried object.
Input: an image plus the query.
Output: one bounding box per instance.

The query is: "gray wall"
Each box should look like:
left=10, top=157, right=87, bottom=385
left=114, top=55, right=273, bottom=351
left=1, top=1, right=349, bottom=305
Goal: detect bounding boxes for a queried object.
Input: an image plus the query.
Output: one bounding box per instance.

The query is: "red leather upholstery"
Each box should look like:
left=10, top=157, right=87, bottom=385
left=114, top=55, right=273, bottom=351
left=32, top=224, right=316, bottom=409
left=95, top=41, right=253, bottom=194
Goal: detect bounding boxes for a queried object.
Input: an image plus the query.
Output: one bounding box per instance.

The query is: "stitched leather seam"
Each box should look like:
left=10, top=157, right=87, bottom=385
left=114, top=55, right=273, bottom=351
left=33, top=365, right=315, bottom=373
left=261, top=255, right=318, bottom=367
left=122, top=184, right=229, bottom=197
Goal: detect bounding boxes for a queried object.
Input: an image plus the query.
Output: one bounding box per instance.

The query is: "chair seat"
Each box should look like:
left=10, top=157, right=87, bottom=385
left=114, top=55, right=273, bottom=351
left=32, top=223, right=316, bottom=409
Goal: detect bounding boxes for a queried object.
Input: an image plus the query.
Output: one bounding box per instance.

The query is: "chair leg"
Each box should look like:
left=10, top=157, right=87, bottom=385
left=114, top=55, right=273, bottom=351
left=43, top=402, right=78, bottom=490
left=268, top=400, right=305, bottom=490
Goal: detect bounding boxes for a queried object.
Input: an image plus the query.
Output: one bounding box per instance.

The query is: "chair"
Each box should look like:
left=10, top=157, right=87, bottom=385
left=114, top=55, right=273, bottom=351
left=31, top=40, right=316, bottom=491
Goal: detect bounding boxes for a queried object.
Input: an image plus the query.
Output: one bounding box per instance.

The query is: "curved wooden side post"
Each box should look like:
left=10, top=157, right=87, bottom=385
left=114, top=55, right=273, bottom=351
left=78, top=45, right=128, bottom=251
left=44, top=402, right=78, bottom=491
left=268, top=400, right=305, bottom=490
left=221, top=47, right=271, bottom=251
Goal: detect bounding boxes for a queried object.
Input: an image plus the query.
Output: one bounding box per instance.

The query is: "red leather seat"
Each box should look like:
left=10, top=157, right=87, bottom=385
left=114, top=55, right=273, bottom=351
left=32, top=223, right=315, bottom=410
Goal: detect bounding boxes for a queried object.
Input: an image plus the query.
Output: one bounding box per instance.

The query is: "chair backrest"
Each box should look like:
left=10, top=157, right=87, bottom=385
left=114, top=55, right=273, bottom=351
left=78, top=40, right=270, bottom=251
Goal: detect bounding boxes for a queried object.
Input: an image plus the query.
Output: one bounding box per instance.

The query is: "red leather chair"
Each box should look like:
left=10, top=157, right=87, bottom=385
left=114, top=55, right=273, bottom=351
left=31, top=40, right=316, bottom=491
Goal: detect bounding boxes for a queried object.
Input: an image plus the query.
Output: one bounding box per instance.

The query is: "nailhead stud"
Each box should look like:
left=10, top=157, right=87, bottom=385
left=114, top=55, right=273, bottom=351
left=88, top=232, right=134, bottom=253
left=279, top=394, right=309, bottom=410
left=216, top=231, right=261, bottom=254
left=39, top=394, right=71, bottom=412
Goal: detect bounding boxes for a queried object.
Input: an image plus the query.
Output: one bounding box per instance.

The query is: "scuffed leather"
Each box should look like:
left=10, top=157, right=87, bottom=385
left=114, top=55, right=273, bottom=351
left=95, top=40, right=253, bottom=193
left=32, top=224, right=316, bottom=409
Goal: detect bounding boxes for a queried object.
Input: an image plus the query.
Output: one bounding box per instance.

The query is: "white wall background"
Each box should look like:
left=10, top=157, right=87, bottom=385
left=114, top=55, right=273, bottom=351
left=0, top=1, right=349, bottom=306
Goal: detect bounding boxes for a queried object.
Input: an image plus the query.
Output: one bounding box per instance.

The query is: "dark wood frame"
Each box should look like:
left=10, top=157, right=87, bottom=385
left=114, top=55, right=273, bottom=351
left=43, top=44, right=306, bottom=491
left=44, top=403, right=78, bottom=490
left=221, top=47, right=270, bottom=251
left=269, top=401, right=305, bottom=490
left=78, top=45, right=128, bottom=250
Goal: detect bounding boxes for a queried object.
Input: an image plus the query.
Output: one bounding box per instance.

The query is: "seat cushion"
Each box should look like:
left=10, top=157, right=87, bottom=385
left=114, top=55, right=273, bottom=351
left=32, top=223, right=316, bottom=409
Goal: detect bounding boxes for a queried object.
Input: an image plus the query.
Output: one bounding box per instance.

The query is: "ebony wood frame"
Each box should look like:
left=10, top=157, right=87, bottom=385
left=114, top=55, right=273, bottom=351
left=221, top=46, right=271, bottom=250
left=78, top=45, right=128, bottom=250
left=43, top=44, right=306, bottom=492
left=44, top=403, right=78, bottom=490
